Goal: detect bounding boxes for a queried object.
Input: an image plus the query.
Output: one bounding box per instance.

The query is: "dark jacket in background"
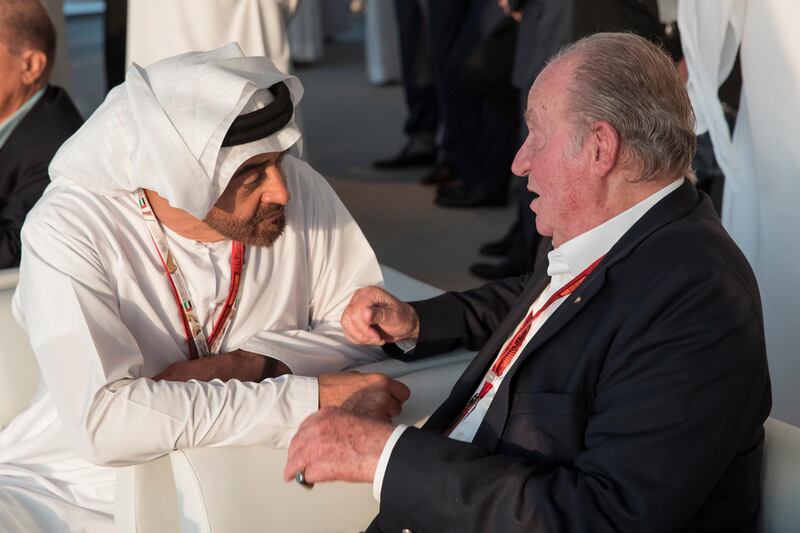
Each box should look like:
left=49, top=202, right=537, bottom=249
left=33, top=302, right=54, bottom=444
left=0, top=85, right=83, bottom=268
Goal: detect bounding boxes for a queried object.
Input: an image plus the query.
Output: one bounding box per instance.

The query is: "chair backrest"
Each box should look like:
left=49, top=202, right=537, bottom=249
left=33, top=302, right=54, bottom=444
left=0, top=268, right=39, bottom=430
left=761, top=417, right=800, bottom=532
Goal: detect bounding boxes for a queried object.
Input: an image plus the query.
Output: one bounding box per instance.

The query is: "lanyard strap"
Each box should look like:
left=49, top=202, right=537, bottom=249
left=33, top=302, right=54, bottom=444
left=447, top=254, right=605, bottom=436
left=137, top=189, right=245, bottom=359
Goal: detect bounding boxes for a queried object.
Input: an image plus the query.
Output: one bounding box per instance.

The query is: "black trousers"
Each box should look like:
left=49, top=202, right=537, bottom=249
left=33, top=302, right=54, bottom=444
left=394, top=0, right=438, bottom=139
left=429, top=0, right=517, bottom=199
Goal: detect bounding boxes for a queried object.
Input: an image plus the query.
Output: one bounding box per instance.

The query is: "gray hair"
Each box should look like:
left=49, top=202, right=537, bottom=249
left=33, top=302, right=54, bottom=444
left=0, top=0, right=56, bottom=82
left=552, top=32, right=696, bottom=183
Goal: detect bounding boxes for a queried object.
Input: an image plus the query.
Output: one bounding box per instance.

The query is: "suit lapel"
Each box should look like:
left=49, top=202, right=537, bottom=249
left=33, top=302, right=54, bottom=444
left=424, top=273, right=550, bottom=432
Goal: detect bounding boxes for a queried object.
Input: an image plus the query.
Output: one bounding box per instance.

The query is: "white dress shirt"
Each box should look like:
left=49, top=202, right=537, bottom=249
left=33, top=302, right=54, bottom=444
left=373, top=177, right=684, bottom=501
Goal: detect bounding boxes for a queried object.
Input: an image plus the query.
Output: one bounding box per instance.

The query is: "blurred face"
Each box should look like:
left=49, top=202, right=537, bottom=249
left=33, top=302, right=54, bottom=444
left=0, top=41, right=25, bottom=121
left=510, top=59, right=597, bottom=247
left=204, top=151, right=291, bottom=247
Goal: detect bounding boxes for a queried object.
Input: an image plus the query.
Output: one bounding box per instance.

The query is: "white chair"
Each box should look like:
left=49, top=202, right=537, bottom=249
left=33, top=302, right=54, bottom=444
left=0, top=268, right=38, bottom=430
left=760, top=417, right=800, bottom=532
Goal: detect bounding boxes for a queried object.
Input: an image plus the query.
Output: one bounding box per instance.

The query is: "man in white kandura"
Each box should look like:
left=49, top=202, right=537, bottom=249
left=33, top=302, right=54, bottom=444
left=0, top=43, right=409, bottom=532
left=127, top=0, right=299, bottom=75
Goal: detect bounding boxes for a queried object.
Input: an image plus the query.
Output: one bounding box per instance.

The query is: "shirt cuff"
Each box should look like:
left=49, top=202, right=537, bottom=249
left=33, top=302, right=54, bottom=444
left=372, top=424, right=409, bottom=502
left=394, top=339, right=417, bottom=354
left=272, top=374, right=319, bottom=429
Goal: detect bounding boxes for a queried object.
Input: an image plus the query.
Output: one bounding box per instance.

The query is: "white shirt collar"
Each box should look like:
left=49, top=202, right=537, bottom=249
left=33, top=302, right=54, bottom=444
left=547, top=178, right=684, bottom=284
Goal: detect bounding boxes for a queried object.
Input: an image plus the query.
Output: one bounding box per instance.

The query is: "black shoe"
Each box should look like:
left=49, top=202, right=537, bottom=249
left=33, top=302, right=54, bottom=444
left=436, top=178, right=464, bottom=194
left=479, top=220, right=521, bottom=257
left=435, top=184, right=507, bottom=208
left=420, top=162, right=457, bottom=186
left=470, top=259, right=525, bottom=280
left=373, top=138, right=437, bottom=169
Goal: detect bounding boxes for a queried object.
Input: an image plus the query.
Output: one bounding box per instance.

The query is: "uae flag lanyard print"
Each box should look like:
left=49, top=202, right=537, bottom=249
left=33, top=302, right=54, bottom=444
left=137, top=189, right=245, bottom=359
left=446, top=254, right=605, bottom=436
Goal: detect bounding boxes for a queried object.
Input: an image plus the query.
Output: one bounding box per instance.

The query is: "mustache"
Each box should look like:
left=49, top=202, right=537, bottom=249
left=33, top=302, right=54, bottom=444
left=251, top=203, right=285, bottom=224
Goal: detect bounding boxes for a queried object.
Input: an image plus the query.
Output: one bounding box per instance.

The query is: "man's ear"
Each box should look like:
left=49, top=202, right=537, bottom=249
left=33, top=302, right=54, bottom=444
left=20, top=49, right=48, bottom=87
left=589, top=120, right=620, bottom=177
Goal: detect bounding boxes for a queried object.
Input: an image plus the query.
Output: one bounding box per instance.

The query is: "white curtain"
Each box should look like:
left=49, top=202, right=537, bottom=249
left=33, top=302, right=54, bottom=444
left=679, top=0, right=800, bottom=425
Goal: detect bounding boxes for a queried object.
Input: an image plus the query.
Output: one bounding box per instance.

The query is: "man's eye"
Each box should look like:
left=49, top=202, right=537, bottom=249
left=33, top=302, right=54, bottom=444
left=242, top=171, right=266, bottom=190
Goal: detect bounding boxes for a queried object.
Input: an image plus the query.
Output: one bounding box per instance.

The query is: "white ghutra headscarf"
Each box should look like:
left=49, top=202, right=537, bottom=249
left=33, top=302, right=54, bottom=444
left=49, top=43, right=304, bottom=218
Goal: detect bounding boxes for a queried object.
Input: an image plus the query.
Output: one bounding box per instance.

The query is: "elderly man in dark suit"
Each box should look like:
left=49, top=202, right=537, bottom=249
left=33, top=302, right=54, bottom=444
left=286, top=32, right=770, bottom=532
left=0, top=0, right=83, bottom=268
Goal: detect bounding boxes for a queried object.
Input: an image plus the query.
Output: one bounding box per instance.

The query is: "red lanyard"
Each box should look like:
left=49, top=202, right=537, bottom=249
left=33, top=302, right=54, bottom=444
left=138, top=189, right=245, bottom=359
left=447, top=254, right=605, bottom=435
left=155, top=240, right=245, bottom=359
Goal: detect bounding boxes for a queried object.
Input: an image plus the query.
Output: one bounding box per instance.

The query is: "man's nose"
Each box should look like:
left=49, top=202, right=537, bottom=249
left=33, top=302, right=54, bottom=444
left=511, top=145, right=528, bottom=177
left=262, top=167, right=291, bottom=206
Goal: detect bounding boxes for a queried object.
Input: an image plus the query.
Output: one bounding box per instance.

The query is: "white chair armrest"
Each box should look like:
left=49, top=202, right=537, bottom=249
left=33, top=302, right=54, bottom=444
left=0, top=268, right=39, bottom=430
left=166, top=355, right=472, bottom=533
left=0, top=267, right=19, bottom=290
left=761, top=417, right=800, bottom=533
left=115, top=456, right=180, bottom=533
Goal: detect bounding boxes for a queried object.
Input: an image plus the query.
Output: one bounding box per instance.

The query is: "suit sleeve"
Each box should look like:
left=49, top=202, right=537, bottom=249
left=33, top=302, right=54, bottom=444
left=376, top=257, right=770, bottom=532
left=384, top=274, right=533, bottom=360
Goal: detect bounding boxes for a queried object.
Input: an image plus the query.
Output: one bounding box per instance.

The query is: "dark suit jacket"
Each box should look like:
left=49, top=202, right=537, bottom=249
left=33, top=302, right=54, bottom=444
left=0, top=85, right=82, bottom=268
left=372, top=182, right=771, bottom=532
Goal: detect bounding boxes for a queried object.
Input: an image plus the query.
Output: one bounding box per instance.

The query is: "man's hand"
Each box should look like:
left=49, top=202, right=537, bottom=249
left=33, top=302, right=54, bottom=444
left=498, top=0, right=523, bottom=22
left=284, top=407, right=394, bottom=485
left=152, top=349, right=291, bottom=382
left=341, top=286, right=420, bottom=346
left=319, top=372, right=410, bottom=421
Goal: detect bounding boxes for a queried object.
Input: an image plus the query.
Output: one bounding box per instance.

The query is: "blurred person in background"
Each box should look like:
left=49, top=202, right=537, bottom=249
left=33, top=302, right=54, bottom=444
left=0, top=0, right=82, bottom=268
left=430, top=0, right=519, bottom=208
left=372, top=0, right=438, bottom=171
left=127, top=0, right=300, bottom=75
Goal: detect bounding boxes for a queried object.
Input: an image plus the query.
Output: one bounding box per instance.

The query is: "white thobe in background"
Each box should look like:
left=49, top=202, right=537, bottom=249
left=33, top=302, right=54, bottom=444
left=289, top=0, right=324, bottom=63
left=365, top=0, right=401, bottom=84
left=126, top=0, right=299, bottom=74
left=0, top=155, right=384, bottom=532
left=679, top=0, right=800, bottom=425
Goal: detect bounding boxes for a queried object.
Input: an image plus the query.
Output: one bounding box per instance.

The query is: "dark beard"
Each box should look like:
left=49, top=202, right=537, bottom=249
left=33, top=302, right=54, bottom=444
left=204, top=203, right=286, bottom=247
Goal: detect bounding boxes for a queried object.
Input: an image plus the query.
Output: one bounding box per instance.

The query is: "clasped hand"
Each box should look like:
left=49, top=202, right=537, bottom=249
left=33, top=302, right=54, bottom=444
left=340, top=286, right=420, bottom=345
left=152, top=349, right=289, bottom=382
left=284, top=374, right=410, bottom=485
